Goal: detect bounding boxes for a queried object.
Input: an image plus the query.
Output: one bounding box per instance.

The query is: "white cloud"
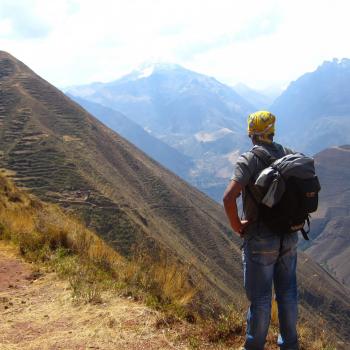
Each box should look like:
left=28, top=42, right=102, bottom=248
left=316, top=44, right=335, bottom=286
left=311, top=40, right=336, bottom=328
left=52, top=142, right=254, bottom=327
left=0, top=0, right=52, bottom=38
left=1, top=0, right=350, bottom=89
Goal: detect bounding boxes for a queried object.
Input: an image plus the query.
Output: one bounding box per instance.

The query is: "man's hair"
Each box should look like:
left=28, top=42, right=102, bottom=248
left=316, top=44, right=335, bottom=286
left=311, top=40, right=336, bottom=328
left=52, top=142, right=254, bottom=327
left=250, top=133, right=274, bottom=143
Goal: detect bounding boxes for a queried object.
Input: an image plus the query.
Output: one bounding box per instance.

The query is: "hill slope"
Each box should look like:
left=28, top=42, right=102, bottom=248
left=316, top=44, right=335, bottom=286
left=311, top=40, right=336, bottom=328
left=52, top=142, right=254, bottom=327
left=270, top=58, right=350, bottom=153
left=301, top=146, right=350, bottom=287
left=68, top=95, right=194, bottom=181
left=0, top=51, right=349, bottom=341
left=0, top=51, right=244, bottom=305
left=0, top=176, right=339, bottom=350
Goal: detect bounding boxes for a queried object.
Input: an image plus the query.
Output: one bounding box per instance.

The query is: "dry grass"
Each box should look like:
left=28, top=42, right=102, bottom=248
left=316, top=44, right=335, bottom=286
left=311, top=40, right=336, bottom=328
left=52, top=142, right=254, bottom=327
left=0, top=173, right=196, bottom=312
left=0, top=254, right=187, bottom=350
left=204, top=304, right=245, bottom=343
left=0, top=173, right=340, bottom=350
left=298, top=321, right=338, bottom=350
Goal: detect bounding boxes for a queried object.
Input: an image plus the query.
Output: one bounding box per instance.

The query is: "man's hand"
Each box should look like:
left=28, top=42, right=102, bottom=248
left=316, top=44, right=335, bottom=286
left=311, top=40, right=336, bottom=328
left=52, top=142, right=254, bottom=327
left=223, top=180, right=249, bottom=237
left=234, top=219, right=249, bottom=237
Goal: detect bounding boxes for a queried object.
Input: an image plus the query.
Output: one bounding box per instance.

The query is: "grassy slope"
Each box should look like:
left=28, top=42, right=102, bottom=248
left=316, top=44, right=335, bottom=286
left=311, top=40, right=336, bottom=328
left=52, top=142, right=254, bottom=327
left=0, top=51, right=242, bottom=305
left=0, top=174, right=341, bottom=349
left=0, top=51, right=349, bottom=343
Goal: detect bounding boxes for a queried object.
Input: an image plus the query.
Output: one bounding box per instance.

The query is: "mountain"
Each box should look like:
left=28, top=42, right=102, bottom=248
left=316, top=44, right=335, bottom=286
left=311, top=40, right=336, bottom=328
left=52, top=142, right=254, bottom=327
left=67, top=63, right=253, bottom=134
left=1, top=51, right=350, bottom=342
left=0, top=51, right=244, bottom=306
left=300, top=146, right=350, bottom=288
left=270, top=58, right=350, bottom=154
left=259, top=84, right=284, bottom=102
left=69, top=95, right=236, bottom=203
left=68, top=95, right=194, bottom=180
left=234, top=83, right=274, bottom=109
left=66, top=63, right=253, bottom=201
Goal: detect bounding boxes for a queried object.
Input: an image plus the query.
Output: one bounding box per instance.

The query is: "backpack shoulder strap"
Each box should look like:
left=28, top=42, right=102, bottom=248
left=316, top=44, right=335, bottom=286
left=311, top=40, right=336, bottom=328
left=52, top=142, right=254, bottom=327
left=283, top=147, right=295, bottom=155
left=250, top=146, right=276, bottom=167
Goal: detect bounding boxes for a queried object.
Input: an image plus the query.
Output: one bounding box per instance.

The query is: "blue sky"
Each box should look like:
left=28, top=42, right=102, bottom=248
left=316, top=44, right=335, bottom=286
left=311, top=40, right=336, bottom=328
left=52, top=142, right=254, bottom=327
left=1, top=0, right=350, bottom=91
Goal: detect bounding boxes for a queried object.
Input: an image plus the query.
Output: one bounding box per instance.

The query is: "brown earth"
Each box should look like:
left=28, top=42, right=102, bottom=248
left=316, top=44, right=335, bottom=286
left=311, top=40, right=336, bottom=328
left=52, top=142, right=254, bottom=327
left=0, top=244, right=33, bottom=292
left=0, top=242, right=254, bottom=350
left=0, top=242, right=189, bottom=350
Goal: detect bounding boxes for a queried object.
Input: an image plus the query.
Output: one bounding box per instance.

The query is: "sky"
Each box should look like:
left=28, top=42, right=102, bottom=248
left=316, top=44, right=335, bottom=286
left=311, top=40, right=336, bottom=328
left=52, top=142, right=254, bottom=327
left=1, top=0, right=350, bottom=91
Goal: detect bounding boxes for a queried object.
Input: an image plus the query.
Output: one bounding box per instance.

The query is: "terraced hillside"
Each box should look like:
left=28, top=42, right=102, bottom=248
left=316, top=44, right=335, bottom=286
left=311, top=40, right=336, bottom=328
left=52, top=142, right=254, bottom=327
left=0, top=51, right=349, bottom=342
left=0, top=51, right=243, bottom=303
left=300, top=146, right=350, bottom=288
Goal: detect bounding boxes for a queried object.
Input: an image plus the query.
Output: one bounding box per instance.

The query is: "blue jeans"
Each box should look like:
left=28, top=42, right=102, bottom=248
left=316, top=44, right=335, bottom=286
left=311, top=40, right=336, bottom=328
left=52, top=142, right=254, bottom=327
left=242, top=224, right=299, bottom=350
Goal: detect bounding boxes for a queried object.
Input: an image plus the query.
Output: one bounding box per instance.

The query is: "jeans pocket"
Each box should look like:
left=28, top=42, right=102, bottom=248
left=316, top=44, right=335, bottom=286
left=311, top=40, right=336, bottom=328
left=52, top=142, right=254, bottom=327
left=246, top=235, right=280, bottom=266
left=250, top=249, right=279, bottom=265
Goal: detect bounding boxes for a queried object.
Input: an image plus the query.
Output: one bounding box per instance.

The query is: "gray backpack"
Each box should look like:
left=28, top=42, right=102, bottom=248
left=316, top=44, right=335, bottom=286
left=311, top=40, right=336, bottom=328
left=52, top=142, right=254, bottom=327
left=249, top=147, right=321, bottom=240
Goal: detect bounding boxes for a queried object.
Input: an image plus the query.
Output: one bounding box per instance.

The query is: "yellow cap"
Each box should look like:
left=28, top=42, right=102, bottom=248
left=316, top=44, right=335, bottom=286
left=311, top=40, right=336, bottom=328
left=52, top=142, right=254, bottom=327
left=247, top=111, right=276, bottom=143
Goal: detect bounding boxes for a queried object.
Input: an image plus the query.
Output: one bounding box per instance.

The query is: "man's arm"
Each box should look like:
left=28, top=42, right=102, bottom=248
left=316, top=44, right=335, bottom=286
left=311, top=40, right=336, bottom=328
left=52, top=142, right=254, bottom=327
left=223, top=180, right=248, bottom=236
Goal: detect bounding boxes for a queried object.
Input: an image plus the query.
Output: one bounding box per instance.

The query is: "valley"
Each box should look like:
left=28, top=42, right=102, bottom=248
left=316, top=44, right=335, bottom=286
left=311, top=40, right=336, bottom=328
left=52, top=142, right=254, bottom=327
left=0, top=51, right=349, bottom=345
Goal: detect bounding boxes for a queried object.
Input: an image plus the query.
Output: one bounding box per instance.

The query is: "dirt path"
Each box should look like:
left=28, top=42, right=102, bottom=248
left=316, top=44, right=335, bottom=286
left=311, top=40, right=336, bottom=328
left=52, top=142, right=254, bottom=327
left=0, top=242, right=191, bottom=350
left=0, top=244, right=34, bottom=292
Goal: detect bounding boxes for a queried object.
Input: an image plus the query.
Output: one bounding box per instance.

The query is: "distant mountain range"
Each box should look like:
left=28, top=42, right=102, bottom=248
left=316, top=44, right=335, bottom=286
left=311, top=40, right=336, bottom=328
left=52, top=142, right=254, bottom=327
left=66, top=63, right=254, bottom=201
left=68, top=59, right=350, bottom=205
left=271, top=58, right=350, bottom=154
left=1, top=51, right=350, bottom=342
left=234, top=82, right=274, bottom=110
left=67, top=63, right=253, bottom=135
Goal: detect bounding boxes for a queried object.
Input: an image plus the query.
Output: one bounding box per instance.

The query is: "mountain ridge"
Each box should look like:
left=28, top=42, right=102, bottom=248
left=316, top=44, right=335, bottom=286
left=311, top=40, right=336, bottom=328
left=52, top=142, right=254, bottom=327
left=66, top=62, right=253, bottom=201
left=0, top=51, right=349, bottom=342
left=270, top=58, right=350, bottom=153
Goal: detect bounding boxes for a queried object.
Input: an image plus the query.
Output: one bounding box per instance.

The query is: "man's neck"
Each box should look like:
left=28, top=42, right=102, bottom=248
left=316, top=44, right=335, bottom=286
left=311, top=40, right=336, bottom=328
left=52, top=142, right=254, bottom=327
left=253, top=140, right=274, bottom=147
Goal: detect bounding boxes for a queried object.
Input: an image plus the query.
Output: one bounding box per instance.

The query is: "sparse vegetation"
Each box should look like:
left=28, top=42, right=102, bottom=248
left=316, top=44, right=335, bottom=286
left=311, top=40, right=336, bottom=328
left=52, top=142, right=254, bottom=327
left=0, top=172, right=195, bottom=311
left=0, top=172, right=340, bottom=349
left=298, top=321, right=338, bottom=350
left=204, top=304, right=245, bottom=343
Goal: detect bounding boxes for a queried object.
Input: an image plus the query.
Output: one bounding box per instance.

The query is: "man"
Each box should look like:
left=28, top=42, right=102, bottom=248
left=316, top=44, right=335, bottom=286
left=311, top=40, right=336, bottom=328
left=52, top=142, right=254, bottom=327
left=223, top=111, right=299, bottom=350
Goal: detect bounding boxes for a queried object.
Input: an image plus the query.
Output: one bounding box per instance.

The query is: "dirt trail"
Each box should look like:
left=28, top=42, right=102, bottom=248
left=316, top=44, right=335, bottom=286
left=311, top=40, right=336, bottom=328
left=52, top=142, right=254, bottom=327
left=0, top=242, right=190, bottom=350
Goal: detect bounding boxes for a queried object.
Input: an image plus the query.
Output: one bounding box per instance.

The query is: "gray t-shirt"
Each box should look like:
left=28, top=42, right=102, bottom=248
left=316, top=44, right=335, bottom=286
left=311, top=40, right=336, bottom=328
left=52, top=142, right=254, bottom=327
left=231, top=142, right=292, bottom=222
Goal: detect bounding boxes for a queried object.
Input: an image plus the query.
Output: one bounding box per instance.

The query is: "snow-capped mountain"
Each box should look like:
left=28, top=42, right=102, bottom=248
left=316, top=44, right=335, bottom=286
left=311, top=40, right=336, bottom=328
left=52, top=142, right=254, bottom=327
left=121, top=62, right=183, bottom=81
left=67, top=62, right=254, bottom=133
left=67, top=63, right=255, bottom=201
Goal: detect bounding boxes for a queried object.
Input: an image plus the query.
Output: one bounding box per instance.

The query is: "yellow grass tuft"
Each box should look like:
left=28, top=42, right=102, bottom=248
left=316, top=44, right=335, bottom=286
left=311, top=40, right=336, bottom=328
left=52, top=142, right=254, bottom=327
left=0, top=171, right=196, bottom=312
left=271, top=295, right=278, bottom=326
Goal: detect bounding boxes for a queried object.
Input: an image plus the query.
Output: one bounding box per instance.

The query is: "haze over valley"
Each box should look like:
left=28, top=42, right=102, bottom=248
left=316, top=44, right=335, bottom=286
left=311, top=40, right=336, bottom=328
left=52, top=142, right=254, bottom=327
left=67, top=58, right=350, bottom=203
left=1, top=50, right=350, bottom=345
left=1, top=1, right=350, bottom=348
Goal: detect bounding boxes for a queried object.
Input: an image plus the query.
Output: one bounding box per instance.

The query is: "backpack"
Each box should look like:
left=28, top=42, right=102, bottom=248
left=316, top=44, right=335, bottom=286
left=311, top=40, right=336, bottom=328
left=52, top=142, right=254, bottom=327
left=248, top=146, right=321, bottom=240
